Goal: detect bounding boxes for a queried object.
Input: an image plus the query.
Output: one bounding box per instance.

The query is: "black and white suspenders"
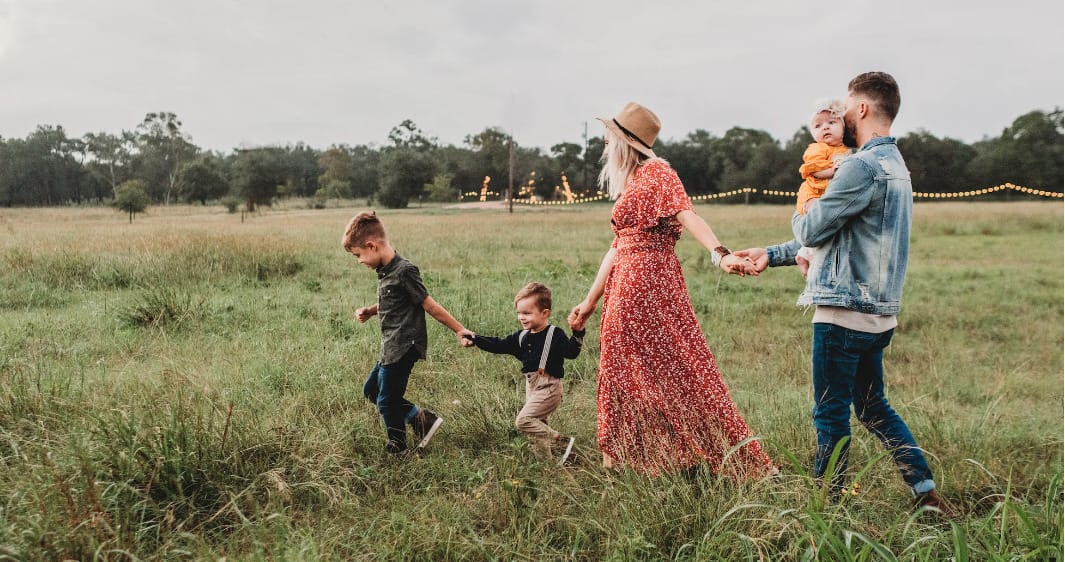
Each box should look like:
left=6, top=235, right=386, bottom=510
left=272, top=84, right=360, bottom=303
left=519, top=325, right=556, bottom=376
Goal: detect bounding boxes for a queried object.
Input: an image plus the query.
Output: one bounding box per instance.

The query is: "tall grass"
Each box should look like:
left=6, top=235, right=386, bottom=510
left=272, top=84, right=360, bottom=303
left=0, top=202, right=1060, bottom=560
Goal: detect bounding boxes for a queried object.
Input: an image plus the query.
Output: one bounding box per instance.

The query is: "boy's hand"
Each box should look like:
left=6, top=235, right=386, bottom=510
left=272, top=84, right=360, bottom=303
left=354, top=306, right=376, bottom=323
left=457, top=329, right=476, bottom=347
left=567, top=316, right=582, bottom=332
left=569, top=301, right=595, bottom=331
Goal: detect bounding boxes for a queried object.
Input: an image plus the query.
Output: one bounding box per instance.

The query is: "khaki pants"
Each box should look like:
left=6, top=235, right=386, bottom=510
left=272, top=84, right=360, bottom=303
left=515, top=371, right=563, bottom=458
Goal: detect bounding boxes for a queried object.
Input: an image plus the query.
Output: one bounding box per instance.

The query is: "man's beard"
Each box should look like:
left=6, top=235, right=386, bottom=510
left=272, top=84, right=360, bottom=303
left=843, top=122, right=858, bottom=148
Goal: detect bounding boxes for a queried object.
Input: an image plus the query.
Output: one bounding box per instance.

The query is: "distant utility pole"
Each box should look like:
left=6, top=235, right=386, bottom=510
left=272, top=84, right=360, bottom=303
left=508, top=132, right=514, bottom=214
left=582, top=121, right=589, bottom=191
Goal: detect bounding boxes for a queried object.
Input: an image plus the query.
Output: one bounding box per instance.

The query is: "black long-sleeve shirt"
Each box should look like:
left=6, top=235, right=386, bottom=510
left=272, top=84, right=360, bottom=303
left=472, top=325, right=585, bottom=379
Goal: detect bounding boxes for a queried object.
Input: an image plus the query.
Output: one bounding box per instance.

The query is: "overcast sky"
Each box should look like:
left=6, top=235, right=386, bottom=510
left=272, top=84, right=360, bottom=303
left=1, top=1, right=1062, bottom=152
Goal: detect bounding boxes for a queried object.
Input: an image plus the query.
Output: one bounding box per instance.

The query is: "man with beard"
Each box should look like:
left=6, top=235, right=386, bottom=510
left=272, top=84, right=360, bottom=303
left=735, top=72, right=955, bottom=516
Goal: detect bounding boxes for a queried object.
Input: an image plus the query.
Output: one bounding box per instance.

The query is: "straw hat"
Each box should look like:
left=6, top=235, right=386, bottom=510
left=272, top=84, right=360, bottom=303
left=598, top=102, right=660, bottom=158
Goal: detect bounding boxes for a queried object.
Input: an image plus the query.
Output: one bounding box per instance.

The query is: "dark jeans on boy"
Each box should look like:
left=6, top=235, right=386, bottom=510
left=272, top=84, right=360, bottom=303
left=811, top=323, right=934, bottom=494
left=363, top=347, right=421, bottom=452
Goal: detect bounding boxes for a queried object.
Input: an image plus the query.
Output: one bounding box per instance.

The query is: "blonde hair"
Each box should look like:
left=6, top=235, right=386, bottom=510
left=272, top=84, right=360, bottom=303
left=598, top=128, right=649, bottom=199
left=342, top=211, right=387, bottom=251
left=514, top=282, right=551, bottom=311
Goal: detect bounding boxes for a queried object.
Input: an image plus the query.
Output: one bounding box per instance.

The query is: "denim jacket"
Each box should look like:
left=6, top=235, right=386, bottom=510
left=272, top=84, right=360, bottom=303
left=767, top=136, right=912, bottom=315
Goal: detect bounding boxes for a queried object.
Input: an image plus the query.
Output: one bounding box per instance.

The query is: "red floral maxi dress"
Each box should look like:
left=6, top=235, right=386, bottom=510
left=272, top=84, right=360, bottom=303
left=597, top=159, right=774, bottom=476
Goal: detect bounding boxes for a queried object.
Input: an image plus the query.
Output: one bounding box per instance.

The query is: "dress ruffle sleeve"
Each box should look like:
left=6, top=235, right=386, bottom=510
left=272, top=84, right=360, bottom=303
left=622, top=160, right=693, bottom=231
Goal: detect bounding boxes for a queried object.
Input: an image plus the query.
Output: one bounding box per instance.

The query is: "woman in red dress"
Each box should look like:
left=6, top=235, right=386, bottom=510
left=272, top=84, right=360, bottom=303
left=569, top=102, right=775, bottom=477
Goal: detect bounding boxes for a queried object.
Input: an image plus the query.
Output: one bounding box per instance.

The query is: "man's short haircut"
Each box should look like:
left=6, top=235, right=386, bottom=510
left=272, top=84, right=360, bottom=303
left=514, top=282, right=552, bottom=311
left=342, top=211, right=387, bottom=251
left=848, top=71, right=901, bottom=121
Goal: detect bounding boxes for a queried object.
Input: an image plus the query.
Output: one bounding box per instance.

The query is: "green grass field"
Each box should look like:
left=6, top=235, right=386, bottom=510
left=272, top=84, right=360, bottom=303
left=0, top=201, right=1061, bottom=561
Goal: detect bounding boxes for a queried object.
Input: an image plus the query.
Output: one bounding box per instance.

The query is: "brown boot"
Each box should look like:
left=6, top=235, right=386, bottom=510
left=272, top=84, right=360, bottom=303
left=914, top=490, right=959, bottom=518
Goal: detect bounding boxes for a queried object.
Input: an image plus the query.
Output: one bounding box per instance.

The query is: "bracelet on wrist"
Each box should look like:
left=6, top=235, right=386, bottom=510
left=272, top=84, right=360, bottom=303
left=711, top=245, right=731, bottom=266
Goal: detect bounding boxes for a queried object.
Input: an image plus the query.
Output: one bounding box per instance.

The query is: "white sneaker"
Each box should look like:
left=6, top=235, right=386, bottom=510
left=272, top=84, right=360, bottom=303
left=414, top=411, right=444, bottom=449
left=557, top=436, right=575, bottom=466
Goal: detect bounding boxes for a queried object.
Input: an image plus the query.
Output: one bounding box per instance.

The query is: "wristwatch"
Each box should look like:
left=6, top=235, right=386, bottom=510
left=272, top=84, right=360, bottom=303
left=711, top=245, right=731, bottom=266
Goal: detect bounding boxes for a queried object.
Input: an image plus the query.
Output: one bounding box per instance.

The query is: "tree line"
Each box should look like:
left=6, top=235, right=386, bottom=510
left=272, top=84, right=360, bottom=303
left=1, top=109, right=1061, bottom=210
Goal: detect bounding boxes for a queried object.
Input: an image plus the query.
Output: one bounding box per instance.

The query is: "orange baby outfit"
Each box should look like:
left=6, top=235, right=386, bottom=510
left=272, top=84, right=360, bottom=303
left=597, top=159, right=774, bottom=477
left=796, top=142, right=851, bottom=214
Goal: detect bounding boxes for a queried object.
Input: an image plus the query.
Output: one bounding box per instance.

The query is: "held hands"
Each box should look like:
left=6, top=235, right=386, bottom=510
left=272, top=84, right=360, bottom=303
left=719, top=254, right=759, bottom=277
left=568, top=300, right=596, bottom=331
left=457, top=328, right=476, bottom=348
left=731, top=248, right=769, bottom=274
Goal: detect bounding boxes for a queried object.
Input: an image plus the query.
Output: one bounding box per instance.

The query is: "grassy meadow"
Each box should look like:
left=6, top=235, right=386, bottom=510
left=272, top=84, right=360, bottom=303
left=0, top=200, right=1061, bottom=561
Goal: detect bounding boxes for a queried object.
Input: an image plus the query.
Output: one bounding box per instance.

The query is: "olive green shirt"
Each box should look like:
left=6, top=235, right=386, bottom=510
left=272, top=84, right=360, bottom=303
left=376, top=253, right=429, bottom=365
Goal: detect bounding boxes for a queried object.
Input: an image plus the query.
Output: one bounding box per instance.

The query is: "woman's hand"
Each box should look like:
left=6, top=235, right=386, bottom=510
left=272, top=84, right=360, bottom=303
left=568, top=300, right=597, bottom=331
left=720, top=254, right=759, bottom=277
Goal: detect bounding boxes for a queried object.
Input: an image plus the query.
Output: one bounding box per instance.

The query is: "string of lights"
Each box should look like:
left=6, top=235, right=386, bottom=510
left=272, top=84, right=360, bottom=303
left=461, top=182, right=1061, bottom=205
left=911, top=183, right=1063, bottom=199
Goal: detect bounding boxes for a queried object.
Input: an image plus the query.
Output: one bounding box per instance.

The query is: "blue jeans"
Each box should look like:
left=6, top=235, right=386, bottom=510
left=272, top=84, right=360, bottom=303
left=812, top=323, right=934, bottom=494
left=363, top=348, right=421, bottom=451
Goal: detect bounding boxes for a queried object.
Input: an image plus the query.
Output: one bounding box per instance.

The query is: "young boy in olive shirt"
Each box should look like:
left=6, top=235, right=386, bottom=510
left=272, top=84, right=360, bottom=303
left=343, top=211, right=469, bottom=456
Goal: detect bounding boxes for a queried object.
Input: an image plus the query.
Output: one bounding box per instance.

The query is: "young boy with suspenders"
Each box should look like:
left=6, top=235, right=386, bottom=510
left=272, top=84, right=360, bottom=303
left=461, top=282, right=584, bottom=464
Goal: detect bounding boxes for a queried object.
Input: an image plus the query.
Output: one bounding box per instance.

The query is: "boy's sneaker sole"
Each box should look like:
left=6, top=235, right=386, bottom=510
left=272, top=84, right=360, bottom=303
left=558, top=436, right=575, bottom=466
left=415, top=416, right=443, bottom=448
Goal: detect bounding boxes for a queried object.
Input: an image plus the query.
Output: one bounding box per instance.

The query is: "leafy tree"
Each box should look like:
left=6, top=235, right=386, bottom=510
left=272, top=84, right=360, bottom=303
left=550, top=142, right=583, bottom=177
left=113, top=179, right=150, bottom=222
left=1000, top=109, right=1060, bottom=189
left=388, top=120, right=436, bottom=151
left=318, top=146, right=354, bottom=200
left=350, top=145, right=381, bottom=200
left=0, top=126, right=88, bottom=206
left=424, top=173, right=457, bottom=202
left=177, top=156, right=229, bottom=204
left=378, top=148, right=435, bottom=208
left=582, top=136, right=605, bottom=192
left=899, top=130, right=977, bottom=194
left=465, top=127, right=512, bottom=196
left=282, top=143, right=321, bottom=197
left=657, top=129, right=720, bottom=195
left=763, top=127, right=812, bottom=195
left=231, top=147, right=286, bottom=211
left=134, top=112, right=197, bottom=204
left=433, top=145, right=478, bottom=199
left=715, top=127, right=780, bottom=193
left=84, top=131, right=133, bottom=199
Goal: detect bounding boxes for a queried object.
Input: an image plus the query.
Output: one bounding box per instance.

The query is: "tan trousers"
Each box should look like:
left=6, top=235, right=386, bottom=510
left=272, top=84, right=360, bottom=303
left=515, top=371, right=562, bottom=458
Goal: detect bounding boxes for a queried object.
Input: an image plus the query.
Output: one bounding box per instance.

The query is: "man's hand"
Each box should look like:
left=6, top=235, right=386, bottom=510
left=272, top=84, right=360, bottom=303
left=720, top=254, right=759, bottom=277
left=732, top=248, right=769, bottom=273
left=796, top=255, right=810, bottom=278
